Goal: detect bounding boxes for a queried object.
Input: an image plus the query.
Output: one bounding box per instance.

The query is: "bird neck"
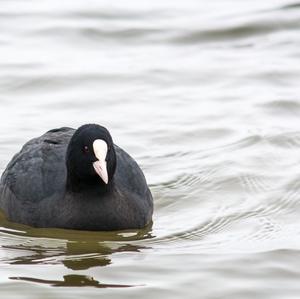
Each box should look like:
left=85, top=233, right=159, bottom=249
left=66, top=173, right=113, bottom=194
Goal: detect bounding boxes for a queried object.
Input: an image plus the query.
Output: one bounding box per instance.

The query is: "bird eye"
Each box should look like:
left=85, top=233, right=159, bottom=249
left=83, top=146, right=89, bottom=153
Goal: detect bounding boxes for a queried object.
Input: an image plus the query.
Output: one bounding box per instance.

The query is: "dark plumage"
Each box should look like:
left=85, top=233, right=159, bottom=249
left=0, top=124, right=153, bottom=230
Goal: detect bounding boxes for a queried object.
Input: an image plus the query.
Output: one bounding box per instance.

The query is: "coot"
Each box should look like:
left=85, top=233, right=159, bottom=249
left=0, top=124, right=153, bottom=230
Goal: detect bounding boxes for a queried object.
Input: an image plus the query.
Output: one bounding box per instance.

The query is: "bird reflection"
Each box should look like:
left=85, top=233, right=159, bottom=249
left=62, top=242, right=147, bottom=270
left=2, top=223, right=153, bottom=288
left=1, top=219, right=153, bottom=268
left=10, top=274, right=136, bottom=288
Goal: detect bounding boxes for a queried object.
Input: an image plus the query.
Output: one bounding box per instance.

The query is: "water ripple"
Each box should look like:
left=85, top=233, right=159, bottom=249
left=171, top=19, right=300, bottom=44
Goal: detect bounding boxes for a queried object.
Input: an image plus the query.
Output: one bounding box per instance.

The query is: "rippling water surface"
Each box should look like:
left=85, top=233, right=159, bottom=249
left=1, top=0, right=300, bottom=298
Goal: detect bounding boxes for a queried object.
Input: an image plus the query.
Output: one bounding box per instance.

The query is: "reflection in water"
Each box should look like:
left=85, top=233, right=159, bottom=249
left=63, top=242, right=148, bottom=270
left=1, top=221, right=152, bottom=288
left=0, top=211, right=153, bottom=273
left=10, top=274, right=135, bottom=288
left=4, top=240, right=148, bottom=270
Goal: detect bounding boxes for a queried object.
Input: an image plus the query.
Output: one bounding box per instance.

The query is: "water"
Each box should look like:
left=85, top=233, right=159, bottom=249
left=1, top=0, right=300, bottom=298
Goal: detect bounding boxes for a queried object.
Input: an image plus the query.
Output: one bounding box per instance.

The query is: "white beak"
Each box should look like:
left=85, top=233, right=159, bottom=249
left=92, top=139, right=108, bottom=184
